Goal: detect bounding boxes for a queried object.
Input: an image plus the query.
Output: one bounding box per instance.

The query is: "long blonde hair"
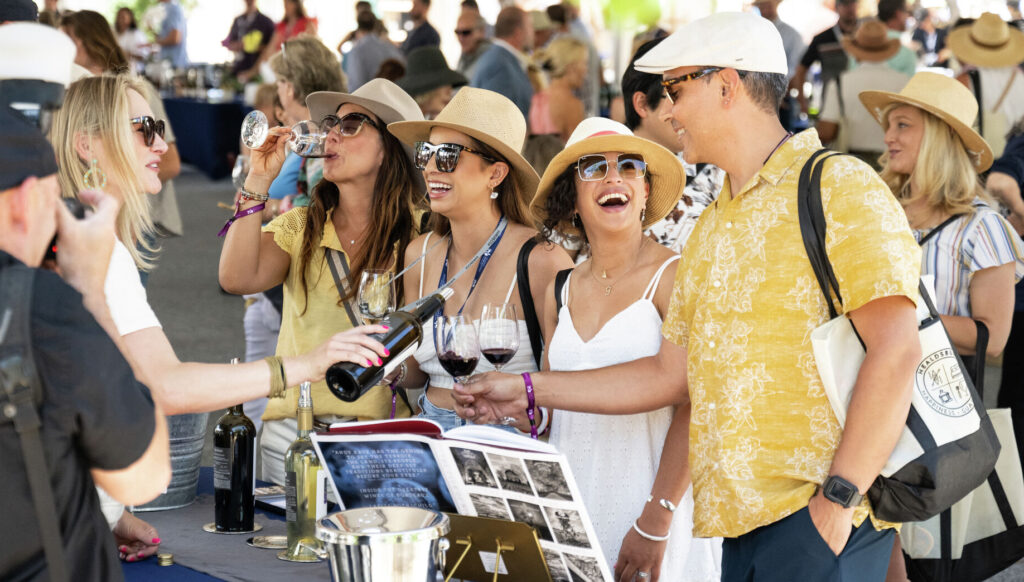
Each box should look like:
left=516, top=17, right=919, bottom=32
left=878, top=103, right=986, bottom=216
left=50, top=74, right=156, bottom=270
left=532, top=36, right=587, bottom=92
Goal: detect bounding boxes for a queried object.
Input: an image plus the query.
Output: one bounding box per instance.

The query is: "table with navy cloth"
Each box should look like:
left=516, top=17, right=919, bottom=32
left=121, top=467, right=331, bottom=582
left=161, top=97, right=248, bottom=181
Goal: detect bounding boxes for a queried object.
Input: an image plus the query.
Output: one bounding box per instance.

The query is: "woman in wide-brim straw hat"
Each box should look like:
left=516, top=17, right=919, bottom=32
left=386, top=86, right=573, bottom=430
left=464, top=118, right=723, bottom=581
left=220, top=78, right=427, bottom=484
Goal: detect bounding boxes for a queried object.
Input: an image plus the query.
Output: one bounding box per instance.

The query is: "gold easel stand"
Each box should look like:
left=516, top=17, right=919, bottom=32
left=442, top=514, right=552, bottom=582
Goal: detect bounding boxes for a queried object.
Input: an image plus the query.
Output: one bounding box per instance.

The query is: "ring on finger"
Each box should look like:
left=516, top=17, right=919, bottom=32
left=636, top=572, right=650, bottom=579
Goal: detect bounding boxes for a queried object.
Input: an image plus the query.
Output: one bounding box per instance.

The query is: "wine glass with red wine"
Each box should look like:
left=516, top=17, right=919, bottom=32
left=478, top=303, right=519, bottom=372
left=434, top=315, right=480, bottom=384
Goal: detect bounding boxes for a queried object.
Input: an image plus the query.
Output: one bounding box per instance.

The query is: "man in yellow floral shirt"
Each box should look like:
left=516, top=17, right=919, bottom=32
left=455, top=11, right=922, bottom=581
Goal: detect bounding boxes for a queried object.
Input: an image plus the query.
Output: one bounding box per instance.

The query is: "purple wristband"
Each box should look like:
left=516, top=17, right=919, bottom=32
left=521, top=372, right=537, bottom=439
left=217, top=202, right=266, bottom=236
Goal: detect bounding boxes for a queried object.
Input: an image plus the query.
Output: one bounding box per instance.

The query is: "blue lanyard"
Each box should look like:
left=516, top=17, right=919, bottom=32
left=433, top=217, right=508, bottom=333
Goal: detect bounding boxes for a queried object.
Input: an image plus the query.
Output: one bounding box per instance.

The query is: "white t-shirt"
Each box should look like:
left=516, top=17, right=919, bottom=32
left=819, top=62, right=911, bottom=152
left=105, top=240, right=161, bottom=336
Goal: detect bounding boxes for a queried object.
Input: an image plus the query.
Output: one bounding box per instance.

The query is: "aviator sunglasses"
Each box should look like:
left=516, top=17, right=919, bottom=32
left=319, top=112, right=379, bottom=137
left=131, top=116, right=166, bottom=147
left=575, top=153, right=647, bottom=181
left=414, top=141, right=498, bottom=173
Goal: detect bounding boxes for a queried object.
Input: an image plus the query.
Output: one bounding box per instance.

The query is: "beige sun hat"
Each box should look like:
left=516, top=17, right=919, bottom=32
left=859, top=71, right=993, bottom=172
left=948, top=13, right=1024, bottom=68
left=387, top=87, right=540, bottom=198
left=842, top=19, right=901, bottom=62
left=530, top=117, right=684, bottom=236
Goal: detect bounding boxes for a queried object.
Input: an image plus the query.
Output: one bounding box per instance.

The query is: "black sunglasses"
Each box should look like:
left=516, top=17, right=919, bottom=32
left=320, top=112, right=379, bottom=137
left=575, top=153, right=647, bottom=181
left=414, top=141, right=497, bottom=173
left=454, top=28, right=475, bottom=36
left=130, top=116, right=166, bottom=147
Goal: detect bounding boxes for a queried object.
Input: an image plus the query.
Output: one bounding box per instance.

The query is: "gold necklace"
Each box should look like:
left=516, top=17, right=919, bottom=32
left=589, top=238, right=647, bottom=296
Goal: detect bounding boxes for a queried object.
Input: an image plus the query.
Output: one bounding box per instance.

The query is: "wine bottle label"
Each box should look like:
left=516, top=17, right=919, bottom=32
left=285, top=470, right=297, bottom=523
left=316, top=469, right=327, bottom=520
left=381, top=341, right=419, bottom=376
left=213, top=446, right=231, bottom=490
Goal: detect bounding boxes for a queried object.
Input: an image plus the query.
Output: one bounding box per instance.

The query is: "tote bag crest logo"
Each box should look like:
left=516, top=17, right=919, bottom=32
left=916, top=346, right=974, bottom=418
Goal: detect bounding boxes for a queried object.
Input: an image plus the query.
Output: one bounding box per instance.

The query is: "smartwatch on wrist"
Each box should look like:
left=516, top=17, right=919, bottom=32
left=820, top=475, right=863, bottom=508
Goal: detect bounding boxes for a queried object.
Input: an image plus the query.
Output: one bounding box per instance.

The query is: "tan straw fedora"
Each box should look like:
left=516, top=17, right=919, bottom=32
left=948, top=13, right=1024, bottom=68
left=859, top=71, right=993, bottom=172
left=530, top=117, right=684, bottom=235
left=387, top=87, right=540, bottom=197
left=842, top=20, right=901, bottom=62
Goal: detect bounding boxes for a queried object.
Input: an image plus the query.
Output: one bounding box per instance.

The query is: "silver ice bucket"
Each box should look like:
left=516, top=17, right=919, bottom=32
left=132, top=412, right=209, bottom=511
left=315, top=507, right=450, bottom=582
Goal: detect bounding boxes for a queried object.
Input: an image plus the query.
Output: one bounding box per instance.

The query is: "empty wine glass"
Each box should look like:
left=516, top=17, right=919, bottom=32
left=479, top=303, right=519, bottom=372
left=240, top=110, right=328, bottom=158
left=357, top=270, right=395, bottom=325
left=434, top=315, right=479, bottom=384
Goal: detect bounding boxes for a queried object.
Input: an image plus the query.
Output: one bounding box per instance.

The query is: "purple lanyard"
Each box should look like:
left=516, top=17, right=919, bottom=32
left=432, top=217, right=508, bottom=334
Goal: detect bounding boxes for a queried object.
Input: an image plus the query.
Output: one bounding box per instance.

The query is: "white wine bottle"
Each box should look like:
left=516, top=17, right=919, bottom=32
left=278, top=382, right=324, bottom=562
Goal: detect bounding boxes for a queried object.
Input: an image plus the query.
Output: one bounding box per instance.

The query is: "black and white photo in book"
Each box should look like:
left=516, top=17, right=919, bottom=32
left=566, top=554, right=605, bottom=582
left=487, top=452, right=536, bottom=495
left=469, top=493, right=512, bottom=520
left=545, top=507, right=591, bottom=548
left=507, top=499, right=554, bottom=542
left=544, top=549, right=572, bottom=582
left=526, top=459, right=574, bottom=501
left=451, top=447, right=499, bottom=488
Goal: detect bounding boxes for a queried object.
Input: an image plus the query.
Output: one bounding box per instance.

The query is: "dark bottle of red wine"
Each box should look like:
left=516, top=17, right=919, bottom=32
left=481, top=348, right=515, bottom=366
left=438, top=353, right=479, bottom=378
left=326, top=287, right=454, bottom=402
left=213, top=360, right=256, bottom=532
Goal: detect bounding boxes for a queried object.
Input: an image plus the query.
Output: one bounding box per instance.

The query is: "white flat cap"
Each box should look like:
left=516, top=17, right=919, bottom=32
left=0, top=23, right=76, bottom=87
left=634, top=12, right=788, bottom=76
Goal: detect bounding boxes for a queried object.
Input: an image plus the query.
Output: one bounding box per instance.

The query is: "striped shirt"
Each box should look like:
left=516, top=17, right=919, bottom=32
left=915, top=201, right=1024, bottom=317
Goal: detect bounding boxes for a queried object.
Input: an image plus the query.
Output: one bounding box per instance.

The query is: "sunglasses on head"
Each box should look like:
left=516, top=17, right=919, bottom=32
left=320, top=112, right=378, bottom=137
left=575, top=153, right=647, bottom=181
left=414, top=141, right=497, bottom=173
left=661, top=67, right=723, bottom=104
left=131, top=116, right=166, bottom=147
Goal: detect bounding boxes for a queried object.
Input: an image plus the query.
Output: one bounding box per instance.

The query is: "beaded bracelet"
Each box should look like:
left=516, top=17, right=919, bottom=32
left=632, top=519, right=671, bottom=542
left=239, top=185, right=269, bottom=202
left=521, top=372, right=537, bottom=439
left=218, top=202, right=265, bottom=236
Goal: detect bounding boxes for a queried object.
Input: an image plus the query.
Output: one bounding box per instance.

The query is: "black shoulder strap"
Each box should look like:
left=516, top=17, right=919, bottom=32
left=516, top=238, right=543, bottom=369
left=0, top=267, right=69, bottom=582
left=969, top=69, right=984, bottom=137
left=797, top=148, right=846, bottom=319
left=973, top=320, right=989, bottom=398
left=917, top=214, right=964, bottom=246
left=554, top=268, right=572, bottom=314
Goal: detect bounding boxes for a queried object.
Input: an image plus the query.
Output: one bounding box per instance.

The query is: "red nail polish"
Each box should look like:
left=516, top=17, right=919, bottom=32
left=120, top=546, right=128, bottom=553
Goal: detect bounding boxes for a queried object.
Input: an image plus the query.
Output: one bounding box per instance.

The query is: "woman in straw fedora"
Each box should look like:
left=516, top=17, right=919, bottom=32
left=949, top=12, right=1024, bottom=158
left=386, top=86, right=573, bottom=431
left=219, top=79, right=426, bottom=484
left=457, top=118, right=722, bottom=581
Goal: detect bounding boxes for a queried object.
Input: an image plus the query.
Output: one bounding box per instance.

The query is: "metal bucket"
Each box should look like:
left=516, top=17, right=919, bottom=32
left=316, top=507, right=450, bottom=582
left=132, top=412, right=209, bottom=511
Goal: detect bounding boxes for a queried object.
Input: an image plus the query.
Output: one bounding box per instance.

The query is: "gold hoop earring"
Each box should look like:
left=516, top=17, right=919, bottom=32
left=83, top=158, right=107, bottom=190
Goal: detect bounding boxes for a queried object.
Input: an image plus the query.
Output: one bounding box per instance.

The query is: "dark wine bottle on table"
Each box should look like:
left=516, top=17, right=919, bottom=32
left=213, top=358, right=256, bottom=532
left=326, top=287, right=454, bottom=402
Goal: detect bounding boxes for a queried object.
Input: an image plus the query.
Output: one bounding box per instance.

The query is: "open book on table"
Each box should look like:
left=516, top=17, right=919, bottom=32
left=311, top=418, right=613, bottom=582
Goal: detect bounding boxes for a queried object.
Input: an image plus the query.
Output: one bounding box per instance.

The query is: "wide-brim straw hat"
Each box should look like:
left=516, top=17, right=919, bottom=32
left=306, top=78, right=425, bottom=186
left=387, top=87, right=540, bottom=198
left=530, top=117, right=685, bottom=235
left=842, top=19, right=901, bottom=62
left=396, top=47, right=468, bottom=98
left=859, top=71, right=993, bottom=172
left=948, top=12, right=1024, bottom=68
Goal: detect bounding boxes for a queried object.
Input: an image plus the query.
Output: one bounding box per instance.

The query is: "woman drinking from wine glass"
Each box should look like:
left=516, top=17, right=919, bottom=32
left=454, top=118, right=722, bottom=581
left=218, top=78, right=426, bottom=483
left=386, top=87, right=573, bottom=431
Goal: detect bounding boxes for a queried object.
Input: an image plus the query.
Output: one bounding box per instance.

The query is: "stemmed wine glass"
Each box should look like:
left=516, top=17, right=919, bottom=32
left=240, top=110, right=328, bottom=158
left=478, top=303, right=519, bottom=372
left=357, top=270, right=396, bottom=325
left=434, top=315, right=479, bottom=384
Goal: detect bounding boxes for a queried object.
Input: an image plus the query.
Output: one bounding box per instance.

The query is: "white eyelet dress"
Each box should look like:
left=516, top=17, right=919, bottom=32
left=548, top=256, right=722, bottom=581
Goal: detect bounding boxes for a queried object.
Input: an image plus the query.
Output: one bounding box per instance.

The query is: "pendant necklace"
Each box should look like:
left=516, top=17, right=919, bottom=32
left=590, top=238, right=648, bottom=296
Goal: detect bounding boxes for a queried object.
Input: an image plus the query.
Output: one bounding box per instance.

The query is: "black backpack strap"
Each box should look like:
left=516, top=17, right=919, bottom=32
left=516, top=238, right=543, bottom=369
left=554, top=269, right=572, bottom=315
left=0, top=267, right=69, bottom=582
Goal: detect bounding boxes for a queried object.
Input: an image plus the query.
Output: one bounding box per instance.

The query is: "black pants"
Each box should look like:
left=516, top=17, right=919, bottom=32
left=998, top=307, right=1024, bottom=470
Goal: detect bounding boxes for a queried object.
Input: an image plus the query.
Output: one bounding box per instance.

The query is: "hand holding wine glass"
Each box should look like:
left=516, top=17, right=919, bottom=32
left=357, top=270, right=396, bottom=325
left=435, top=315, right=479, bottom=384
left=241, top=110, right=330, bottom=160
left=479, top=303, right=519, bottom=372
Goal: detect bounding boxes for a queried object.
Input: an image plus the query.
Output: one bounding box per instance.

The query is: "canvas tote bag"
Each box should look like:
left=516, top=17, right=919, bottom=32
left=797, top=150, right=1000, bottom=523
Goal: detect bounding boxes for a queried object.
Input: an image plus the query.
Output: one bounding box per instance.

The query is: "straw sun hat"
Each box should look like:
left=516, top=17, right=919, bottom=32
left=948, top=12, right=1024, bottom=68
left=859, top=71, right=994, bottom=172
left=842, top=20, right=901, bottom=62
left=530, top=117, right=685, bottom=235
left=387, top=87, right=540, bottom=197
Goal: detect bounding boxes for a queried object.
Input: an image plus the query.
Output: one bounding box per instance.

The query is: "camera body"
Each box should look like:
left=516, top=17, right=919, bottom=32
left=43, top=198, right=87, bottom=263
